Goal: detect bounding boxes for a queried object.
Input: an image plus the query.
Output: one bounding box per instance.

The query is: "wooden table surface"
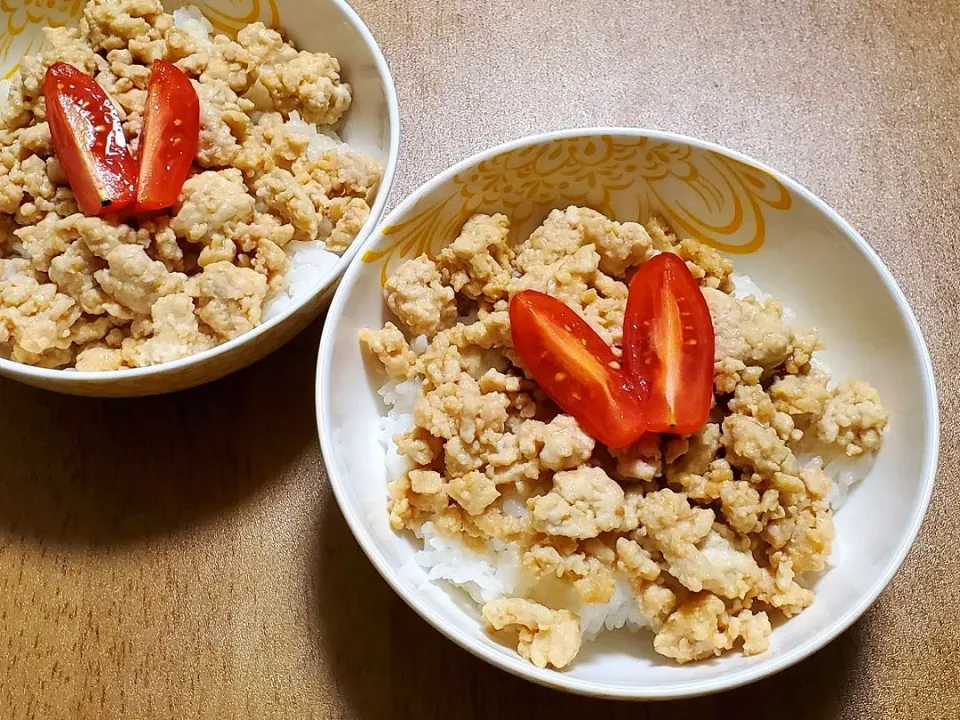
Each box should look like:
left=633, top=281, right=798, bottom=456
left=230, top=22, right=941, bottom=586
left=2, top=0, right=959, bottom=717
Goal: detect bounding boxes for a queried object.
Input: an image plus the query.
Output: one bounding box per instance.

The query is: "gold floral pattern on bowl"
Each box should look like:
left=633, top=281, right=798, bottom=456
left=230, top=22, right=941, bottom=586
left=0, top=0, right=85, bottom=78
left=363, top=135, right=791, bottom=285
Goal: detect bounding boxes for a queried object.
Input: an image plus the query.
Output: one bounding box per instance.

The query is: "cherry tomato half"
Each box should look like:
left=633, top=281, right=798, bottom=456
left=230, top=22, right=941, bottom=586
left=509, top=290, right=649, bottom=449
left=135, top=60, right=200, bottom=213
left=622, top=252, right=715, bottom=435
left=44, top=61, right=137, bottom=216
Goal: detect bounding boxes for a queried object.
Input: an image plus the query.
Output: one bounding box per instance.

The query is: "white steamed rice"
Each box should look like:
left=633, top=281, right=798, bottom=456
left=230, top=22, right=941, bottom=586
left=376, top=273, right=875, bottom=642
left=172, top=6, right=215, bottom=46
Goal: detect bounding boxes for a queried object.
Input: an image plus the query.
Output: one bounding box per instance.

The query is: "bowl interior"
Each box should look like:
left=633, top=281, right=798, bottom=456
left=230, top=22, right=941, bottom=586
left=0, top=0, right=397, bottom=394
left=319, top=131, right=937, bottom=698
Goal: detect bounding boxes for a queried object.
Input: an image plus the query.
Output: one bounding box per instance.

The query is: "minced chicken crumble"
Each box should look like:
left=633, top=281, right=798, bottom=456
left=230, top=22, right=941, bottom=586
left=0, top=0, right=381, bottom=370
left=360, top=206, right=889, bottom=668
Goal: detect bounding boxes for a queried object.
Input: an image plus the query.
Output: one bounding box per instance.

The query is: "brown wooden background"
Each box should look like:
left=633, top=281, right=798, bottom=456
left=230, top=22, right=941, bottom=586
left=2, top=0, right=959, bottom=717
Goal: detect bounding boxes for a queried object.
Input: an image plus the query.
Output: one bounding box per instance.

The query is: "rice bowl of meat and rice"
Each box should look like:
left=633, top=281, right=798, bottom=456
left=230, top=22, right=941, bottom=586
left=0, top=0, right=398, bottom=395
left=317, top=129, right=938, bottom=699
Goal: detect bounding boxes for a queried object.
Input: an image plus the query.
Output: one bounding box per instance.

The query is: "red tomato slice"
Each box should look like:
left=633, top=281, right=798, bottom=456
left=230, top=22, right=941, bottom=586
left=509, top=290, right=648, bottom=449
left=44, top=62, right=137, bottom=216
left=622, top=252, right=715, bottom=435
left=135, top=60, right=199, bottom=213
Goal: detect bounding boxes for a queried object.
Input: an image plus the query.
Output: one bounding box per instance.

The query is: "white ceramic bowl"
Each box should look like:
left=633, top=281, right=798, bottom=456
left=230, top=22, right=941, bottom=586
left=0, top=0, right=398, bottom=396
left=317, top=128, right=939, bottom=699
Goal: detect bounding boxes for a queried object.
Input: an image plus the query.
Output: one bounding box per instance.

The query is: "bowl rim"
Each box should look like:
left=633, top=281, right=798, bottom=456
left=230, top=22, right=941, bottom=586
left=0, top=0, right=400, bottom=387
left=316, top=126, right=940, bottom=700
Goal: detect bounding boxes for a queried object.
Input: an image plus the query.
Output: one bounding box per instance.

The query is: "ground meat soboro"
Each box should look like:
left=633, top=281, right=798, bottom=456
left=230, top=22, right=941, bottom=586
left=0, top=0, right=382, bottom=369
left=360, top=207, right=888, bottom=668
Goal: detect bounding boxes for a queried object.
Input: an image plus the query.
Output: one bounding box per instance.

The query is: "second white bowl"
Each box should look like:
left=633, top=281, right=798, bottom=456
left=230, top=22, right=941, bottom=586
left=0, top=0, right=399, bottom=396
left=317, top=128, right=938, bottom=699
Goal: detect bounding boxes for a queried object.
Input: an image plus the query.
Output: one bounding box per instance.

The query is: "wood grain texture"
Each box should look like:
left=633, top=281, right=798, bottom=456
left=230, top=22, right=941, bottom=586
left=1, top=0, right=959, bottom=717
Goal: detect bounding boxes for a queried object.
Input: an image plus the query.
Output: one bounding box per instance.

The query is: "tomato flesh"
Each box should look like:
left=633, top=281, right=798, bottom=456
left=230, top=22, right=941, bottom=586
left=44, top=62, right=137, bottom=216
left=622, top=252, right=715, bottom=435
left=135, top=60, right=200, bottom=213
left=509, top=290, right=648, bottom=449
